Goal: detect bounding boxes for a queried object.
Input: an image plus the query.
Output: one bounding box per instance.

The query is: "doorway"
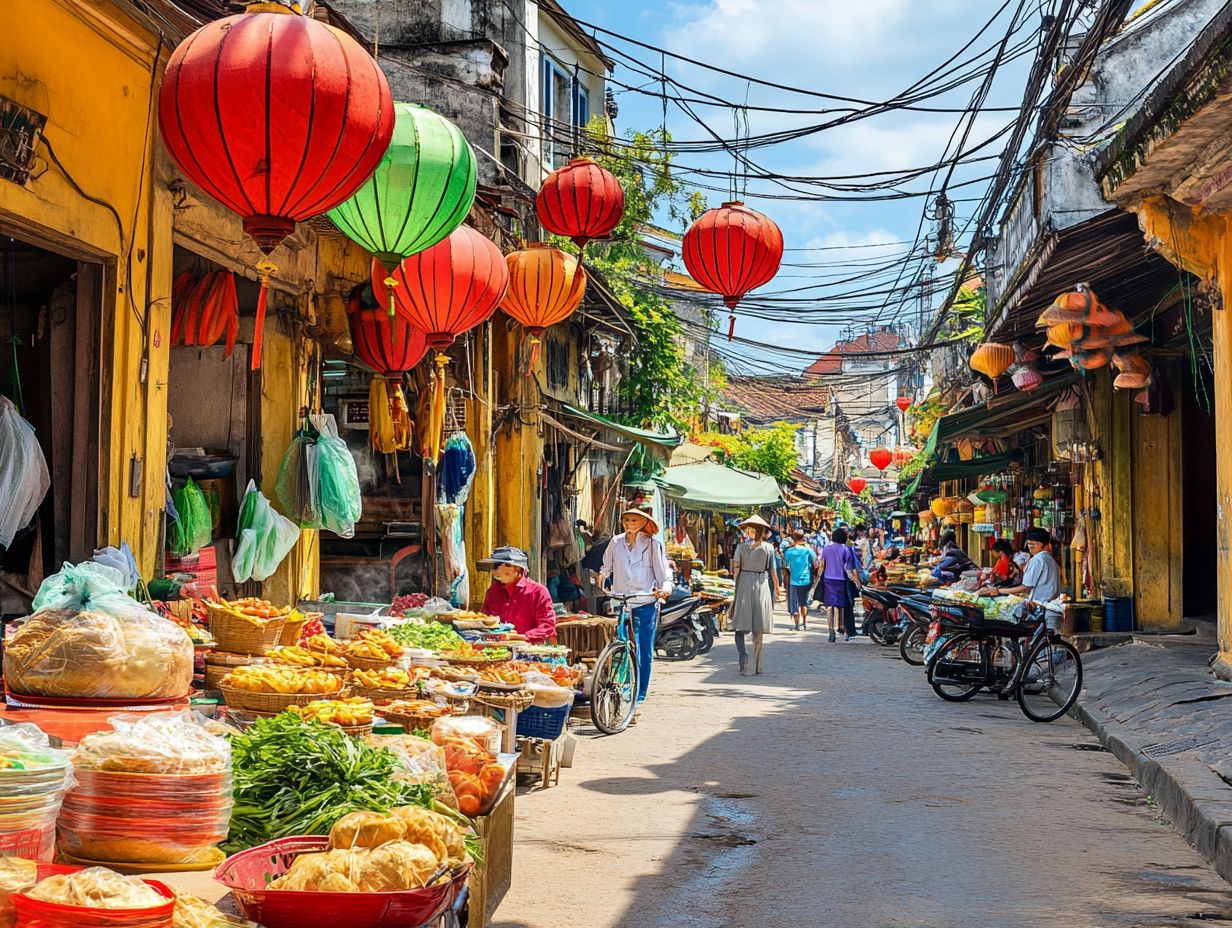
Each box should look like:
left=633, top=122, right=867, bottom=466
left=0, top=233, right=103, bottom=601
left=1182, top=366, right=1217, bottom=619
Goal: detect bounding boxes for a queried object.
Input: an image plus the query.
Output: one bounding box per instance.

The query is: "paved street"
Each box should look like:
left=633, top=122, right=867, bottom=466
left=496, top=607, right=1232, bottom=928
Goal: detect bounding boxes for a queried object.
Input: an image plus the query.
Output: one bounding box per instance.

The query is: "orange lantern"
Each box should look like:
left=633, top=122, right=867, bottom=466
left=869, top=448, right=892, bottom=471
left=892, top=446, right=914, bottom=467
left=501, top=243, right=586, bottom=368
left=969, top=342, right=1015, bottom=392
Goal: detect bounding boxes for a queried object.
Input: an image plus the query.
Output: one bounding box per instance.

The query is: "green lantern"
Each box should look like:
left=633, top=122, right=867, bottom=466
left=327, top=102, right=477, bottom=272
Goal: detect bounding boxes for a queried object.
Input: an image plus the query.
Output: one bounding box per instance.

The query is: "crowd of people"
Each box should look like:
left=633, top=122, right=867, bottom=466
left=725, top=515, right=1066, bottom=674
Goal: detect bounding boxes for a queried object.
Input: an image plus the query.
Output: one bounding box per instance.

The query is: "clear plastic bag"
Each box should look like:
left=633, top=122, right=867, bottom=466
left=72, top=712, right=230, bottom=775
left=14, top=867, right=176, bottom=927
left=231, top=481, right=300, bottom=583
left=363, top=735, right=456, bottom=809
left=0, top=726, right=73, bottom=863
left=168, top=479, right=212, bottom=558
left=0, top=396, right=50, bottom=548
left=274, top=433, right=318, bottom=527
left=8, top=564, right=194, bottom=701
left=308, top=414, right=362, bottom=539
left=430, top=716, right=501, bottom=755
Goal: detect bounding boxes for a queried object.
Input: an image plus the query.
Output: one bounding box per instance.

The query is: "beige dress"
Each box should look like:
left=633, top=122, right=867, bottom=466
left=731, top=541, right=774, bottom=634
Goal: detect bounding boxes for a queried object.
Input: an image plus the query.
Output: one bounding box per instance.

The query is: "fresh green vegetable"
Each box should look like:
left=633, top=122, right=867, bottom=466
left=388, top=621, right=464, bottom=651
left=225, top=713, right=435, bottom=853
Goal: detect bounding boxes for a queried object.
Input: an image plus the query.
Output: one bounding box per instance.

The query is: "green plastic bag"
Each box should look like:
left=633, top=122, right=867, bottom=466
left=232, top=480, right=301, bottom=583
left=275, top=432, right=318, bottom=527
left=169, top=477, right=212, bottom=557
left=309, top=414, right=362, bottom=539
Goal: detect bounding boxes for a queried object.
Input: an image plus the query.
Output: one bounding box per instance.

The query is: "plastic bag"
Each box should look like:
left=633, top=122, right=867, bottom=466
left=0, top=396, right=50, bottom=548
left=8, top=563, right=194, bottom=701
left=91, top=544, right=139, bottom=592
left=275, top=431, right=318, bottom=526
left=231, top=481, right=300, bottom=583
left=363, top=735, right=456, bottom=808
left=168, top=479, right=212, bottom=558
left=72, top=712, right=230, bottom=775
left=430, top=716, right=501, bottom=754
left=308, top=414, right=362, bottom=538
left=0, top=726, right=73, bottom=864
left=14, top=868, right=176, bottom=927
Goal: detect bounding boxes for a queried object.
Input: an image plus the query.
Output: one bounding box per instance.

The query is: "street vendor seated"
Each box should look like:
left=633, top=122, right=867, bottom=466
left=930, top=531, right=977, bottom=584
left=478, top=546, right=556, bottom=643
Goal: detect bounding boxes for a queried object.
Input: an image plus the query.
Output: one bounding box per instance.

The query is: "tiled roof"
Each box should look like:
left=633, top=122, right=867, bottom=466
left=803, top=328, right=901, bottom=375
left=721, top=376, right=834, bottom=425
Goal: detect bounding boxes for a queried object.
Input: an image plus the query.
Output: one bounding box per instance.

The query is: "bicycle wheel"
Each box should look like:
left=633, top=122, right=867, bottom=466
left=927, top=634, right=983, bottom=701
left=591, top=639, right=638, bottom=734
left=1016, top=637, right=1083, bottom=723
left=899, top=624, right=926, bottom=666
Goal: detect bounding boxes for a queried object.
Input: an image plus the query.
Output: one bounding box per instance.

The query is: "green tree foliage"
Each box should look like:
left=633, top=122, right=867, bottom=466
left=553, top=125, right=713, bottom=431
left=697, top=422, right=800, bottom=483
left=943, top=286, right=987, bottom=345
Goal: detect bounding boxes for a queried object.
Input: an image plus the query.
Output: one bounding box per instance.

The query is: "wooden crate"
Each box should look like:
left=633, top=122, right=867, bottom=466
left=554, top=617, right=617, bottom=661
left=466, top=777, right=515, bottom=928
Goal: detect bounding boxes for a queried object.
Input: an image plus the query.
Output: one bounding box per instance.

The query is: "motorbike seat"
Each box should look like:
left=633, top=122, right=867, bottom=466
left=967, top=615, right=1029, bottom=637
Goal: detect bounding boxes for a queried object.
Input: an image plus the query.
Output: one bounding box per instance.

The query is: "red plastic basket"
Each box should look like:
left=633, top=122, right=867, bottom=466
left=214, top=836, right=471, bottom=928
left=12, top=868, right=175, bottom=928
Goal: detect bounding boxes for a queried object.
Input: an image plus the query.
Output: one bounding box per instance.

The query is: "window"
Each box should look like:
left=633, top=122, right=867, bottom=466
left=541, top=53, right=590, bottom=169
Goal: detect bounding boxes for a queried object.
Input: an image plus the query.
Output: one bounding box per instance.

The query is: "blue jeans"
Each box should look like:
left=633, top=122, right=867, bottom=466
left=631, top=602, right=659, bottom=703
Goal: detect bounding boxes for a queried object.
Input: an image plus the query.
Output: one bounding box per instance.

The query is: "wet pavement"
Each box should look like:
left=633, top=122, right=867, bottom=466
left=494, top=607, right=1232, bottom=928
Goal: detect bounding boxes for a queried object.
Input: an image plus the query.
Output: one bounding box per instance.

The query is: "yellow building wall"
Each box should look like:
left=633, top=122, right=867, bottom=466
left=2, top=0, right=172, bottom=576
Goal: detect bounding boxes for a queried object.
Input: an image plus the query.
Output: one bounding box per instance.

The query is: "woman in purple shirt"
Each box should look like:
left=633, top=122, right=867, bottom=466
left=812, top=526, right=862, bottom=643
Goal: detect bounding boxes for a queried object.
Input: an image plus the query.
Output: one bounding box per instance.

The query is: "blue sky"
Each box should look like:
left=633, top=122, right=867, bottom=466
left=558, top=0, right=1041, bottom=372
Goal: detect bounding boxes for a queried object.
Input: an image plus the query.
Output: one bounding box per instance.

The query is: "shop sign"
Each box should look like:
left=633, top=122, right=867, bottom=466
left=341, top=398, right=369, bottom=429
left=0, top=96, right=47, bottom=186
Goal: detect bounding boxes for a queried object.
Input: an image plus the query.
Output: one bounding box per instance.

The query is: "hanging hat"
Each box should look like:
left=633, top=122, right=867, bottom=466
left=619, top=507, right=660, bottom=536
left=739, top=514, right=772, bottom=531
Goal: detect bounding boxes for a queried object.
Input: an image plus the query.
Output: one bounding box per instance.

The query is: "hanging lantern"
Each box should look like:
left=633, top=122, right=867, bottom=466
left=869, top=448, right=892, bottom=471
left=969, top=342, right=1015, bottom=392
left=373, top=226, right=508, bottom=350
left=346, top=284, right=425, bottom=458
left=346, top=284, right=429, bottom=376
left=501, top=243, right=587, bottom=367
left=895, top=396, right=912, bottom=413
left=1011, top=365, right=1044, bottom=392
left=682, top=201, right=783, bottom=340
left=159, top=5, right=394, bottom=371
left=372, top=225, right=509, bottom=463
left=848, top=477, right=867, bottom=495
left=537, top=157, right=625, bottom=251
left=329, top=103, right=476, bottom=279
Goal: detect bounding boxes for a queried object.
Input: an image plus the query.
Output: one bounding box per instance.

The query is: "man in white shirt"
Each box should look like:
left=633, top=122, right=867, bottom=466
left=997, top=527, right=1062, bottom=602
left=599, top=507, right=672, bottom=704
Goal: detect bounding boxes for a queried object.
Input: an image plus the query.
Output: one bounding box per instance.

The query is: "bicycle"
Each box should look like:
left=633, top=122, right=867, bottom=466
left=590, top=592, right=655, bottom=735
left=926, top=602, right=1083, bottom=723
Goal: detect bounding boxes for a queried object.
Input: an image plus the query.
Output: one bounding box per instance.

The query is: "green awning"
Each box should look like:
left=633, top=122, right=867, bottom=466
left=655, top=460, right=783, bottom=511
left=559, top=404, right=683, bottom=451
left=932, top=450, right=1021, bottom=482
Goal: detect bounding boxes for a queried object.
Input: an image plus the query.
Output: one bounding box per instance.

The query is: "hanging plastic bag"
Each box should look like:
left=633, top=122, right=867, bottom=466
left=308, top=413, right=362, bottom=538
left=168, top=478, right=212, bottom=558
left=275, top=431, right=318, bottom=526
left=232, top=480, right=300, bottom=583
left=92, top=542, right=139, bottom=591
left=0, top=396, right=50, bottom=548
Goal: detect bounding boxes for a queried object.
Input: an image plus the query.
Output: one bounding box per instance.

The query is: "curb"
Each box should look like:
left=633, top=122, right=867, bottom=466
left=1074, top=697, right=1232, bottom=883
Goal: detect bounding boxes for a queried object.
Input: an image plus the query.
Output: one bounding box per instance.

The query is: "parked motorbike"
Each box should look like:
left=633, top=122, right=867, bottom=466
left=655, top=590, right=706, bottom=661
left=897, top=594, right=936, bottom=665
left=861, top=587, right=902, bottom=645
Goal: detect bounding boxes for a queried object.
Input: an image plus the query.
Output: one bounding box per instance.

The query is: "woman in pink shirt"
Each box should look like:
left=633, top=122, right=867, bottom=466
left=478, top=546, right=557, bottom=643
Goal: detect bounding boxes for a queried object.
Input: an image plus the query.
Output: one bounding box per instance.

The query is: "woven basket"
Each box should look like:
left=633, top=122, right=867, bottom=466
left=442, top=654, right=510, bottom=667
left=351, top=685, right=419, bottom=704
left=208, top=604, right=286, bottom=656
left=203, top=652, right=253, bottom=691
left=345, top=652, right=399, bottom=671
left=379, top=707, right=457, bottom=731
left=265, top=659, right=350, bottom=678
left=277, top=613, right=313, bottom=646
left=219, top=683, right=347, bottom=714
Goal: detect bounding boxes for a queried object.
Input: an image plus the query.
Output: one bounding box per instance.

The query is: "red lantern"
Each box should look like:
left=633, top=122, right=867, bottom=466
left=372, top=226, right=508, bottom=350
left=896, top=396, right=912, bottom=414
left=870, top=448, right=893, bottom=471
left=849, top=477, right=867, bottom=495
left=346, top=285, right=428, bottom=376
left=158, top=6, right=394, bottom=369
left=537, top=158, right=625, bottom=251
left=682, top=201, right=783, bottom=340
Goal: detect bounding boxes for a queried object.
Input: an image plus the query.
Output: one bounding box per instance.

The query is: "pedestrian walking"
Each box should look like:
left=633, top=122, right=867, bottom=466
left=730, top=514, right=780, bottom=675
left=599, top=507, right=672, bottom=708
left=813, top=526, right=862, bottom=642
left=781, top=529, right=816, bottom=631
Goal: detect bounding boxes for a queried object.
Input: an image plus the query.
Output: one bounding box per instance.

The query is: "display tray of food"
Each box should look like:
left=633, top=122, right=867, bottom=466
left=207, top=597, right=292, bottom=655
left=434, top=665, right=522, bottom=689
left=286, top=698, right=375, bottom=735
left=220, top=666, right=347, bottom=713
left=387, top=622, right=463, bottom=652
left=345, top=630, right=404, bottom=671
left=377, top=699, right=459, bottom=731
left=439, top=643, right=509, bottom=665
left=350, top=668, right=428, bottom=703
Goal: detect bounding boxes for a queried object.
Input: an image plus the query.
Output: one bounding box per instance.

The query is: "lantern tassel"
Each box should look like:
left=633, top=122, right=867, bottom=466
left=430, top=352, right=448, bottom=463
left=727, top=313, right=736, bottom=341
left=252, top=260, right=276, bottom=371
left=527, top=335, right=542, bottom=376
left=383, top=274, right=398, bottom=319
